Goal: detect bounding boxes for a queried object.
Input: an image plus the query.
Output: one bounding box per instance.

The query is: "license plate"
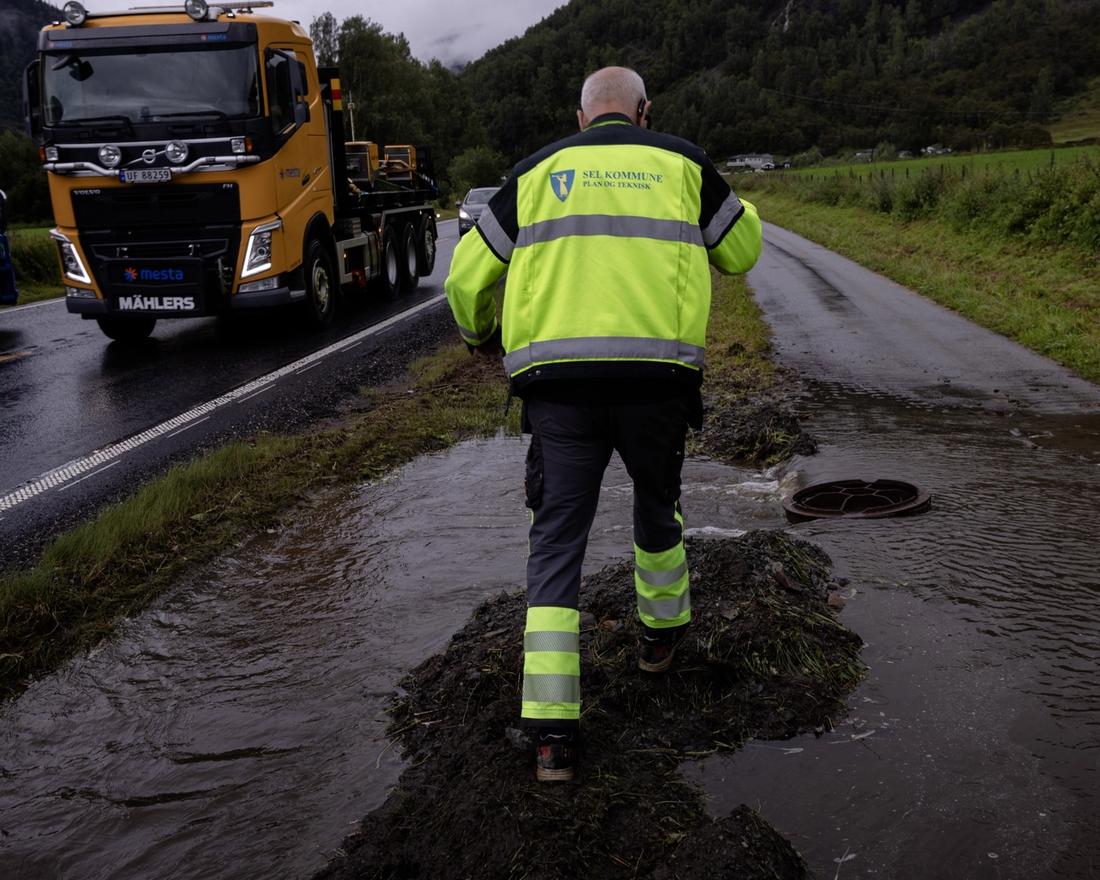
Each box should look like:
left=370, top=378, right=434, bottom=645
left=120, top=168, right=172, bottom=184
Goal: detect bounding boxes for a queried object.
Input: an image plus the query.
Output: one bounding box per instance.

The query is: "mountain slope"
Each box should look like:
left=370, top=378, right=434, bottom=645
left=462, top=0, right=1100, bottom=160
left=0, top=0, right=62, bottom=131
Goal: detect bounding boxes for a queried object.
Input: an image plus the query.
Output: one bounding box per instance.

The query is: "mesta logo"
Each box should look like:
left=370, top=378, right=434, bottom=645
left=123, top=266, right=138, bottom=282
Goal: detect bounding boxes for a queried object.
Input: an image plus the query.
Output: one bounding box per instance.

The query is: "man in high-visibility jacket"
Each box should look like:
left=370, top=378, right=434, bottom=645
left=445, top=66, right=762, bottom=782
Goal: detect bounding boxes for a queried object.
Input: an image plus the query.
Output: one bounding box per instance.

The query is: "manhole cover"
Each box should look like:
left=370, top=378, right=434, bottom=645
left=783, top=479, right=931, bottom=523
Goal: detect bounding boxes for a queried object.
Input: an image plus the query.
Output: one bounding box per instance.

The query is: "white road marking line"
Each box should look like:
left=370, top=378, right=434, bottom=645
left=340, top=340, right=364, bottom=352
left=0, top=297, right=64, bottom=318
left=166, top=415, right=211, bottom=439
left=295, top=361, right=321, bottom=375
left=237, top=385, right=275, bottom=404
left=57, top=460, right=121, bottom=492
left=0, top=293, right=446, bottom=514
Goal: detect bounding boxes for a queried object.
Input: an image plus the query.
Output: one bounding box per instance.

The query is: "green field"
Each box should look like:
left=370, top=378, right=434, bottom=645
left=765, top=146, right=1100, bottom=180
left=1049, top=76, right=1100, bottom=145
left=1, top=225, right=62, bottom=306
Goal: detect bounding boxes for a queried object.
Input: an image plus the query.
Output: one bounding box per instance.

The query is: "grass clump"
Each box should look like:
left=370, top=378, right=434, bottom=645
left=316, top=532, right=862, bottom=880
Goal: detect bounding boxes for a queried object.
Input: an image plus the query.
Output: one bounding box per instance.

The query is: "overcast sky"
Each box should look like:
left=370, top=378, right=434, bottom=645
left=82, top=1, right=566, bottom=67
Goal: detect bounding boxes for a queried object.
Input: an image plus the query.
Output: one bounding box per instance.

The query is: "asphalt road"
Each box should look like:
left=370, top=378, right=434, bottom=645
left=749, top=222, right=1100, bottom=414
left=0, top=219, right=463, bottom=570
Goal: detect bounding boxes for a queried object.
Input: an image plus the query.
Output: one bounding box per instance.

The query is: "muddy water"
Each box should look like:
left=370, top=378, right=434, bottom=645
left=684, top=387, right=1100, bottom=879
left=0, top=435, right=775, bottom=879
left=3, top=394, right=1099, bottom=879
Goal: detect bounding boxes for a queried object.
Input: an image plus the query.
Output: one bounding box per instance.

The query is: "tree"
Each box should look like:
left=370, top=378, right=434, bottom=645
left=448, top=146, right=508, bottom=197
left=309, top=12, right=339, bottom=66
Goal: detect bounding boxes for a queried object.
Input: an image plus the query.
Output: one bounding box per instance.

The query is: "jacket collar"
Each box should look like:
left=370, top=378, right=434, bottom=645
left=584, top=112, right=634, bottom=130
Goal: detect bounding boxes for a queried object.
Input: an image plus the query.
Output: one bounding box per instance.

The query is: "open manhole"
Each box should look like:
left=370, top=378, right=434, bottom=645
left=783, top=479, right=931, bottom=523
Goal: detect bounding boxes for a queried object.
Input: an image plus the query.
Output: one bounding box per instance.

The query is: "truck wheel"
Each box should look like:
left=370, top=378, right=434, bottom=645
left=96, top=315, right=156, bottom=342
left=380, top=225, right=401, bottom=299
left=303, top=237, right=336, bottom=327
left=416, top=214, right=437, bottom=278
left=400, top=221, right=419, bottom=292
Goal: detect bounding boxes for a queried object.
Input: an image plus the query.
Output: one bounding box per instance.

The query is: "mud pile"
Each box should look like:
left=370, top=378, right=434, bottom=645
left=315, top=532, right=863, bottom=880
left=699, top=392, right=818, bottom=465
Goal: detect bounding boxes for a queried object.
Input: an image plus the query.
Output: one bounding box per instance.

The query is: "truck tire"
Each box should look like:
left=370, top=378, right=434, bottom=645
left=303, top=237, right=336, bottom=327
left=400, top=221, right=419, bottom=292
left=379, top=224, right=401, bottom=299
left=96, top=315, right=156, bottom=342
left=416, top=214, right=437, bottom=278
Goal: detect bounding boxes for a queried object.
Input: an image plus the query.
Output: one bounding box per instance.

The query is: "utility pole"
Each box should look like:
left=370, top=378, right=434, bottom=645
left=346, top=90, right=357, bottom=141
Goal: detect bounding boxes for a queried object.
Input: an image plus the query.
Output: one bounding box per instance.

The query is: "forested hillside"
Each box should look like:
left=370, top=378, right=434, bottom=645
left=0, top=0, right=61, bottom=131
left=463, top=0, right=1100, bottom=160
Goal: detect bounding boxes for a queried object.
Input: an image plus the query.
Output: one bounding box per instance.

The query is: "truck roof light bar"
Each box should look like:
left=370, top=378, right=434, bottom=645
left=59, top=0, right=274, bottom=26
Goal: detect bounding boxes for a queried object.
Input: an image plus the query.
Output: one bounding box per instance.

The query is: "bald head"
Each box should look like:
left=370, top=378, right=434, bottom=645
left=578, top=66, right=650, bottom=130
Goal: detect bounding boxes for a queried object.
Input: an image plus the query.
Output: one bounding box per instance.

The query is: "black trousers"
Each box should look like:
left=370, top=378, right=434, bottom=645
left=523, top=395, right=691, bottom=610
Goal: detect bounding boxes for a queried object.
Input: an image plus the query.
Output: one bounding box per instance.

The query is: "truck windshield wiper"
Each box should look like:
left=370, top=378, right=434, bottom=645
left=150, top=109, right=231, bottom=120
left=54, top=114, right=134, bottom=132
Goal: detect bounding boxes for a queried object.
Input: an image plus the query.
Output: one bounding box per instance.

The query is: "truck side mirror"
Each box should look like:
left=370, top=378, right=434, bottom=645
left=23, top=60, right=42, bottom=141
left=293, top=97, right=310, bottom=126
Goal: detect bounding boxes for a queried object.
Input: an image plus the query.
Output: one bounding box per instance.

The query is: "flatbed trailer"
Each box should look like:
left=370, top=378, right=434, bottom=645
left=25, top=0, right=438, bottom=341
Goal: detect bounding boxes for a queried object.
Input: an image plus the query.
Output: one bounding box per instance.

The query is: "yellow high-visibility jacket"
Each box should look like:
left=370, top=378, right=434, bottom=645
left=445, top=113, right=762, bottom=393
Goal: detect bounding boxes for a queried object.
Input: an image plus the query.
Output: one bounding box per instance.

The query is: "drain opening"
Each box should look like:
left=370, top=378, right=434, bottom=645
left=783, top=479, right=931, bottom=523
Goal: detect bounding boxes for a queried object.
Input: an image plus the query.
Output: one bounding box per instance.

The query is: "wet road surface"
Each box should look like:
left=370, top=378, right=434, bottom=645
left=2, top=221, right=1099, bottom=878
left=0, top=221, right=461, bottom=568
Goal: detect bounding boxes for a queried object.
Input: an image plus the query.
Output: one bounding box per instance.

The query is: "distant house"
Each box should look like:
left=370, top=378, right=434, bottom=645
left=726, top=153, right=774, bottom=170
left=898, top=150, right=914, bottom=159
left=921, top=144, right=952, bottom=156
left=854, top=149, right=874, bottom=162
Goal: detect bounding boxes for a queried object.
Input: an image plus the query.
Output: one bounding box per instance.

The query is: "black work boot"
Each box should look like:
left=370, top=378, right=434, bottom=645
left=638, top=623, right=689, bottom=673
left=534, top=729, right=577, bottom=782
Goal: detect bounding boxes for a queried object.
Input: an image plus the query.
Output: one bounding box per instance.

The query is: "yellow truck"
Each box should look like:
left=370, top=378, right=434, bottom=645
left=23, top=0, right=438, bottom=341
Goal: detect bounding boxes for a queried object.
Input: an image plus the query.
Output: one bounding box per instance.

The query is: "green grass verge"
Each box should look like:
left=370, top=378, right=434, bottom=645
left=1050, top=76, right=1100, bottom=145
left=751, top=191, right=1100, bottom=383
left=0, top=278, right=774, bottom=701
left=772, top=146, right=1100, bottom=179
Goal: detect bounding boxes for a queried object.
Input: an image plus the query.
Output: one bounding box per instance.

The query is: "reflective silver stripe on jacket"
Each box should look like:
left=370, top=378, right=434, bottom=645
left=504, top=336, right=705, bottom=375
left=702, top=193, right=745, bottom=247
left=476, top=207, right=514, bottom=262
left=637, top=591, right=691, bottom=621
left=456, top=321, right=488, bottom=343
left=636, top=561, right=688, bottom=588
left=522, top=673, right=581, bottom=704
left=517, top=215, right=704, bottom=248
left=524, top=631, right=579, bottom=653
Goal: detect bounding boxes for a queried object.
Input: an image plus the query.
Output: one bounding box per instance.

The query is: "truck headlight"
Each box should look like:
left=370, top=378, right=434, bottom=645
left=98, top=144, right=121, bottom=168
left=50, top=230, right=91, bottom=284
left=242, top=220, right=281, bottom=278
left=165, top=141, right=189, bottom=164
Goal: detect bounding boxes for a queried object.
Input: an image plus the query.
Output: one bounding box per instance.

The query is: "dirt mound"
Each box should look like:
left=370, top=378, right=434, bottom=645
left=315, top=532, right=863, bottom=880
left=699, top=392, right=818, bottom=466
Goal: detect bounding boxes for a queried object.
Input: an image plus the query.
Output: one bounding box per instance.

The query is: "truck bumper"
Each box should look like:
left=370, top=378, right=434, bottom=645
left=230, top=286, right=307, bottom=309
left=66, top=294, right=109, bottom=315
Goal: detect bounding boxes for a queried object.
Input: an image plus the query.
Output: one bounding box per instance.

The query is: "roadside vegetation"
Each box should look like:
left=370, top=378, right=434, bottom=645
left=0, top=274, right=777, bottom=701
left=734, top=156, right=1100, bottom=384
left=3, top=226, right=61, bottom=305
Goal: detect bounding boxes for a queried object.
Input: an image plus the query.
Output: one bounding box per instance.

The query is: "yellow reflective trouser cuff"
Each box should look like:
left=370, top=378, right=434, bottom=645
left=635, top=540, right=691, bottom=629
left=521, top=606, right=581, bottom=722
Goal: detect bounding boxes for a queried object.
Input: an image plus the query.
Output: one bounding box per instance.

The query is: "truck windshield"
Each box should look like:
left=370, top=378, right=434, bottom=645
left=42, top=44, right=260, bottom=125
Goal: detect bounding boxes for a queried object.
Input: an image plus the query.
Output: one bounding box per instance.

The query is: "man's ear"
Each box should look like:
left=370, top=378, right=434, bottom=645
left=577, top=108, right=587, bottom=131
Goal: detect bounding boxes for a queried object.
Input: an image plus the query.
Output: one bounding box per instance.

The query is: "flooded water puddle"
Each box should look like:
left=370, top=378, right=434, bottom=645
left=685, top=387, right=1100, bottom=879
left=2, top=385, right=1098, bottom=879
left=0, top=435, right=779, bottom=879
